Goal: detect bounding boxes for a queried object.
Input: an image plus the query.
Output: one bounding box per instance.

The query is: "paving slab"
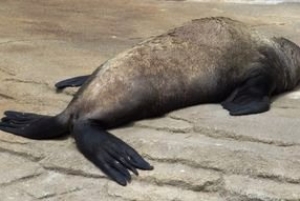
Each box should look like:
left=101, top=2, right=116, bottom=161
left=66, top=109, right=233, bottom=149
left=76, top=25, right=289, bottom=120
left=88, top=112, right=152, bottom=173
left=0, top=0, right=300, bottom=200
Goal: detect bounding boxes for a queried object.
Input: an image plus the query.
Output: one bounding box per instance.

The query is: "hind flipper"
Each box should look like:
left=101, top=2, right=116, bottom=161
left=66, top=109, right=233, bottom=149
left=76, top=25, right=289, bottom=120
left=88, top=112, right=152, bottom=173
left=72, top=120, right=153, bottom=186
left=221, top=73, right=273, bottom=116
left=55, top=75, right=90, bottom=90
left=0, top=111, right=68, bottom=139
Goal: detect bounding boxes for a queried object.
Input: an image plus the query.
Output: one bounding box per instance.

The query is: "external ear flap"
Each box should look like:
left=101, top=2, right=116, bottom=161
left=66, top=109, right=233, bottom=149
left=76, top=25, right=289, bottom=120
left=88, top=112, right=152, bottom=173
left=221, top=74, right=273, bottom=116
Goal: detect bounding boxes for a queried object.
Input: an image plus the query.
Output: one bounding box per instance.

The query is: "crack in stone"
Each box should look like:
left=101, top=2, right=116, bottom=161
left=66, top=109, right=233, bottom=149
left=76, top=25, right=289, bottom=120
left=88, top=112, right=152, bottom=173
left=144, top=155, right=225, bottom=173
left=4, top=78, right=51, bottom=88
left=168, top=115, right=195, bottom=124
left=0, top=39, right=37, bottom=45
left=44, top=164, right=223, bottom=195
left=44, top=163, right=223, bottom=195
left=107, top=180, right=222, bottom=201
left=197, top=178, right=224, bottom=192
left=220, top=187, right=300, bottom=201
left=1, top=77, right=69, bottom=107
left=168, top=115, right=300, bottom=147
left=0, top=67, right=16, bottom=76
left=23, top=191, right=37, bottom=200
left=219, top=191, right=266, bottom=201
left=106, top=183, right=147, bottom=201
left=105, top=181, right=162, bottom=201
left=0, top=139, right=29, bottom=145
left=134, top=124, right=192, bottom=134
left=0, top=92, right=15, bottom=100
left=9, top=99, right=67, bottom=109
left=145, top=155, right=300, bottom=186
left=43, top=166, right=105, bottom=179
left=250, top=22, right=287, bottom=27
left=0, top=172, right=43, bottom=188
left=0, top=147, right=44, bottom=162
left=194, top=126, right=300, bottom=147
left=0, top=39, right=64, bottom=46
left=3, top=78, right=57, bottom=99
left=256, top=173, right=300, bottom=185
left=138, top=176, right=223, bottom=193
left=37, top=188, right=82, bottom=200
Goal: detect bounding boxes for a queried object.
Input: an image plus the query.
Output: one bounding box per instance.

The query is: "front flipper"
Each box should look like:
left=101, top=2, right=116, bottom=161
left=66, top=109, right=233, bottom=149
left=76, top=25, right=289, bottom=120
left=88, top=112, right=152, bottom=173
left=55, top=75, right=90, bottom=90
left=72, top=120, right=153, bottom=186
left=0, top=111, right=67, bottom=139
left=221, top=73, right=273, bottom=116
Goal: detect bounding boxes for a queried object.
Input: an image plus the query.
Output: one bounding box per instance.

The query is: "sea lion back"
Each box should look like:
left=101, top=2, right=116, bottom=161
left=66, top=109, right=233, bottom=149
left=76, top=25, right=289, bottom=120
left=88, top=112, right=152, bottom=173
left=67, top=17, right=263, bottom=120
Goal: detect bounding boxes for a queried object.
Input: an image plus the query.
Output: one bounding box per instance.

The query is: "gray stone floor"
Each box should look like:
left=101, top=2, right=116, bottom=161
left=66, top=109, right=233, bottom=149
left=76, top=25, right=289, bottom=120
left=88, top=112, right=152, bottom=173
left=0, top=0, right=300, bottom=200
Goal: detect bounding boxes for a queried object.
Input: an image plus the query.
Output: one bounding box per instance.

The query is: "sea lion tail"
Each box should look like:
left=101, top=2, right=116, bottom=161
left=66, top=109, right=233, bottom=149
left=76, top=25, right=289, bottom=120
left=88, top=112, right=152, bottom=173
left=55, top=75, right=90, bottom=90
left=0, top=111, right=68, bottom=139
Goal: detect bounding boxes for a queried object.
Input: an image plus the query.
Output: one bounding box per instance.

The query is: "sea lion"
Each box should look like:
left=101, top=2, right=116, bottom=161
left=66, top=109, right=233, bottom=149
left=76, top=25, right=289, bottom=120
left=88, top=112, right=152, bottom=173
left=1, top=17, right=300, bottom=186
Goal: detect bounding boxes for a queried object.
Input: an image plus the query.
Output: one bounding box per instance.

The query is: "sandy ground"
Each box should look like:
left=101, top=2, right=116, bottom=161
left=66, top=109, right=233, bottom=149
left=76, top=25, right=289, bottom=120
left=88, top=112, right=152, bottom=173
left=0, top=0, right=300, bottom=200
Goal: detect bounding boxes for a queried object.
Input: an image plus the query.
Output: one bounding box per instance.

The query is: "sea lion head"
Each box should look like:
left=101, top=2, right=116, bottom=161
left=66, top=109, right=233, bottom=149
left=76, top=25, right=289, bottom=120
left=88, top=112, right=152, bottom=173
left=273, top=37, right=300, bottom=85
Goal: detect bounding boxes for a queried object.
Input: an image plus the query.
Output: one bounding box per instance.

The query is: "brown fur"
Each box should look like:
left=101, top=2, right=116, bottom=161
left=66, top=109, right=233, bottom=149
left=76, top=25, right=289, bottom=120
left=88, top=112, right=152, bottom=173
left=58, top=17, right=300, bottom=126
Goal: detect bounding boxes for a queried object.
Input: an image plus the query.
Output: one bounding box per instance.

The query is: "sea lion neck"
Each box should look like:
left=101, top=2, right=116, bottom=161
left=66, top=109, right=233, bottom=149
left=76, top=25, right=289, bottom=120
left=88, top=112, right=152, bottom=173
left=272, top=37, right=300, bottom=85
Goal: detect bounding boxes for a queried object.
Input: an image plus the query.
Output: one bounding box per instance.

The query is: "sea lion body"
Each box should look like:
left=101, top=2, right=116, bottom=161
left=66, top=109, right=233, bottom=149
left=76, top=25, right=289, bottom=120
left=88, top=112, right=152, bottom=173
left=2, top=17, right=300, bottom=185
left=61, top=18, right=280, bottom=126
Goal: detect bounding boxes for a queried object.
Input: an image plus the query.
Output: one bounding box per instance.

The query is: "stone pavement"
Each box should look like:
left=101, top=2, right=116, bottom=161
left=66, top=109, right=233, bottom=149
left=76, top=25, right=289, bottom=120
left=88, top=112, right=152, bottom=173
left=0, top=0, right=300, bottom=200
